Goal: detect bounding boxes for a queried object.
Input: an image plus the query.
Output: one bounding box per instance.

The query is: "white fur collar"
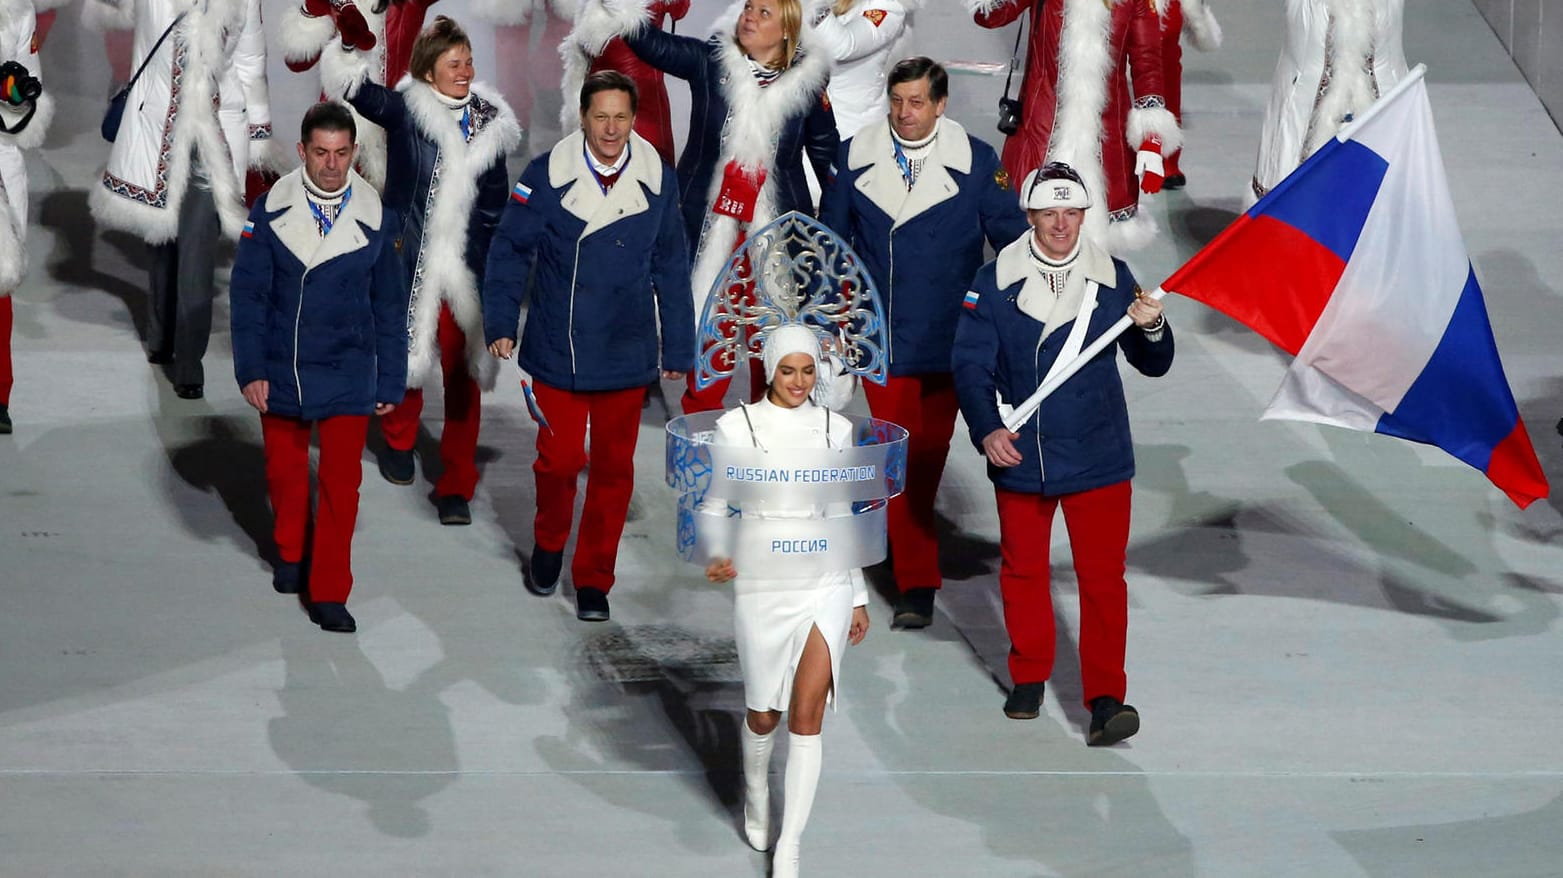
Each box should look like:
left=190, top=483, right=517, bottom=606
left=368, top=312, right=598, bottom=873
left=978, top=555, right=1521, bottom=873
left=264, top=168, right=384, bottom=269
left=548, top=129, right=662, bottom=195
left=847, top=116, right=971, bottom=173
left=995, top=231, right=1115, bottom=291
left=396, top=76, right=522, bottom=173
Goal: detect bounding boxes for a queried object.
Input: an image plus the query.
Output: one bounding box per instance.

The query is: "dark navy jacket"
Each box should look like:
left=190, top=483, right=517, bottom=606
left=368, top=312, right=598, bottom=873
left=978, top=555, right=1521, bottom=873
left=347, top=79, right=514, bottom=289
left=482, top=132, right=695, bottom=392
left=952, top=235, right=1173, bottom=496
left=819, top=118, right=1029, bottom=376
left=230, top=170, right=408, bottom=419
left=622, top=26, right=839, bottom=244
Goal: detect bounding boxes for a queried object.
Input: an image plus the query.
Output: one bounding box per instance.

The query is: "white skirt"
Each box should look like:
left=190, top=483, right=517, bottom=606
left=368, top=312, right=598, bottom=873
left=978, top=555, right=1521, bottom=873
left=733, top=581, right=855, bottom=713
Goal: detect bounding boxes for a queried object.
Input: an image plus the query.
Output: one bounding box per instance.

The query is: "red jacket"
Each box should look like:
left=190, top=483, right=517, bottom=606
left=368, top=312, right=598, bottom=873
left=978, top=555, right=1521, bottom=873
left=975, top=0, right=1166, bottom=221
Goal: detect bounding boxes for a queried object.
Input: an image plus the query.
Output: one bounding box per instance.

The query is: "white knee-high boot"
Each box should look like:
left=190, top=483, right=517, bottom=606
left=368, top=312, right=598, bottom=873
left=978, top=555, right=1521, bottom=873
left=741, top=722, right=776, bottom=851
left=773, top=732, right=822, bottom=878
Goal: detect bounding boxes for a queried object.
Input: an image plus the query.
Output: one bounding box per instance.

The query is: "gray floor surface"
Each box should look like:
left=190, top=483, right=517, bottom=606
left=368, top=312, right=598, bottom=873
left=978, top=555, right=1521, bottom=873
left=4, top=1, right=1563, bottom=875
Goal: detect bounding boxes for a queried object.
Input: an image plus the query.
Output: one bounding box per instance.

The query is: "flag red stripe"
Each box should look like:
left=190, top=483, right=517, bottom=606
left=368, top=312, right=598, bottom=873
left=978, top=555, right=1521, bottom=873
left=1485, top=420, right=1550, bottom=508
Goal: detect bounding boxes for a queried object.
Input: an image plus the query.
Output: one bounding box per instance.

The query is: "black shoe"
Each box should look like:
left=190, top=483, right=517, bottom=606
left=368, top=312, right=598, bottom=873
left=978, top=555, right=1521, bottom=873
left=174, top=383, right=203, bottom=400
left=1003, top=682, right=1045, bottom=720
left=528, top=547, right=563, bottom=596
left=272, top=560, right=303, bottom=595
left=1555, top=417, right=1563, bottom=437
left=147, top=350, right=173, bottom=365
left=1163, top=173, right=1187, bottom=190
left=308, top=602, right=357, bottom=633
left=0, top=402, right=10, bottom=435
left=378, top=447, right=415, bottom=485
left=891, top=587, right=936, bottom=630
left=1087, top=696, right=1140, bottom=746
left=437, top=495, right=471, bottom=526
left=575, top=587, right=610, bottom=622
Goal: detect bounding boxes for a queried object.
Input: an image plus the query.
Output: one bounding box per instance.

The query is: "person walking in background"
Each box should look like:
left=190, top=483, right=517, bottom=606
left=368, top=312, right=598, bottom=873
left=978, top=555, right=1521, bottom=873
left=0, top=0, right=53, bottom=434
left=819, top=57, right=1028, bottom=629
left=229, top=103, right=407, bottom=633
left=570, top=0, right=839, bottom=413
left=86, top=0, right=279, bottom=401
left=808, top=0, right=920, bottom=139
left=483, top=71, right=693, bottom=622
left=335, top=15, right=521, bottom=526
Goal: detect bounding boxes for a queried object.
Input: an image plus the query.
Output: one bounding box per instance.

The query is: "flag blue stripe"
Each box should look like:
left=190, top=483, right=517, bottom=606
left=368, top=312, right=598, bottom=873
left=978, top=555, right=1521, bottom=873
left=1374, top=266, right=1519, bottom=471
left=1251, top=139, right=1390, bottom=265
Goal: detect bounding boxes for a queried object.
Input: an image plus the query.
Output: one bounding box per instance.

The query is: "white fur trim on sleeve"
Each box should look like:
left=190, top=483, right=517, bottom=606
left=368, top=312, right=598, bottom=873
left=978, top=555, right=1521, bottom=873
left=963, top=0, right=1005, bottom=16
left=275, top=5, right=338, bottom=65
left=1127, top=105, right=1183, bottom=156
left=320, top=44, right=375, bottom=99
left=1105, top=207, right=1157, bottom=254
left=1181, top=0, right=1222, bottom=52
left=81, top=0, right=135, bottom=32
left=0, top=207, right=24, bottom=292
left=3, top=89, right=53, bottom=150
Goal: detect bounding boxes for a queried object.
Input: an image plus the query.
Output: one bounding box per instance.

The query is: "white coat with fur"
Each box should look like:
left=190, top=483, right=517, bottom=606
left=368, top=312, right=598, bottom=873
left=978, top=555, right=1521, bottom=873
left=0, top=0, right=52, bottom=292
left=809, top=0, right=922, bottom=138
left=276, top=3, right=391, bottom=189
left=87, top=0, right=278, bottom=244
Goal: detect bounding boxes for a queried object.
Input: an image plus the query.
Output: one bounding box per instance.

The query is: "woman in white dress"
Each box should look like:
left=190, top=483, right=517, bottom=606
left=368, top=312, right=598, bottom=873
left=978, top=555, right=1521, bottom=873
left=1249, top=0, right=1407, bottom=203
left=703, top=324, right=869, bottom=878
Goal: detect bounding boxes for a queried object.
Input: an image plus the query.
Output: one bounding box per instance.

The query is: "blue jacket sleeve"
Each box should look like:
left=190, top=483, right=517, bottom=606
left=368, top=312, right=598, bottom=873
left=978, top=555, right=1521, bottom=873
left=345, top=81, right=407, bottom=134
left=1111, top=265, right=1175, bottom=378
left=468, top=155, right=512, bottom=287
left=622, top=27, right=710, bottom=82
left=229, top=201, right=274, bottom=389
left=817, top=140, right=853, bottom=238
left=951, top=277, right=1007, bottom=451
left=803, top=94, right=841, bottom=198
left=371, top=219, right=409, bottom=405
left=976, top=146, right=1030, bottom=250
left=482, top=166, right=545, bottom=346
left=652, top=168, right=697, bottom=373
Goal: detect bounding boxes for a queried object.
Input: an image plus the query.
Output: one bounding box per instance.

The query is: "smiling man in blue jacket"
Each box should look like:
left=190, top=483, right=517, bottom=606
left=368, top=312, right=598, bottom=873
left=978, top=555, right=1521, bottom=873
left=952, top=162, right=1171, bottom=746
left=230, top=102, right=409, bottom=634
left=484, top=71, right=694, bottom=623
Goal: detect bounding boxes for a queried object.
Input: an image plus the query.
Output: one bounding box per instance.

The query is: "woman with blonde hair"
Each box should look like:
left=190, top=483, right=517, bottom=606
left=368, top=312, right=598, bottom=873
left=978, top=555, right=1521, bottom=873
left=568, top=0, right=840, bottom=413
left=337, top=16, right=521, bottom=525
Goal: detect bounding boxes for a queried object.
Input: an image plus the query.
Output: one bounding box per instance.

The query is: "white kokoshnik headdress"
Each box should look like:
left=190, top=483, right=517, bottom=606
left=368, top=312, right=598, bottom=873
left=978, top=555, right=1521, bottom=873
left=693, top=211, right=890, bottom=392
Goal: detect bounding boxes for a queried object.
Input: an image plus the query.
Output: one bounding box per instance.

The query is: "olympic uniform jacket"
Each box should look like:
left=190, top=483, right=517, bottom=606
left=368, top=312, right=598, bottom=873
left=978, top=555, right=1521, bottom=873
left=951, top=234, right=1173, bottom=496
left=483, top=131, right=694, bottom=393
left=819, top=117, right=1028, bottom=376
left=345, top=76, right=520, bottom=391
left=86, top=0, right=279, bottom=244
left=0, top=0, right=52, bottom=293
left=575, top=0, right=839, bottom=314
left=229, top=169, right=408, bottom=421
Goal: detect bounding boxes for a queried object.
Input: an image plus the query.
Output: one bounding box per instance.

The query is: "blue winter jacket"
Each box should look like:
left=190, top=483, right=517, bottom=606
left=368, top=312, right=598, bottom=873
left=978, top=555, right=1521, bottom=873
left=482, top=132, right=696, bottom=392
left=621, top=26, right=840, bottom=245
left=819, top=118, right=1029, bottom=376
left=952, top=235, right=1173, bottom=496
left=230, top=170, right=408, bottom=420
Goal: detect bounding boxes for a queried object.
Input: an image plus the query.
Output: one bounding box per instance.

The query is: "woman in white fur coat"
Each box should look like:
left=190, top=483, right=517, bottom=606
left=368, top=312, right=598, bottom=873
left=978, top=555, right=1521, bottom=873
left=338, top=15, right=520, bottom=525
left=86, top=0, right=278, bottom=396
left=1249, top=0, right=1407, bottom=203
left=808, top=0, right=920, bottom=139
left=571, top=0, right=840, bottom=414
left=0, top=0, right=53, bottom=433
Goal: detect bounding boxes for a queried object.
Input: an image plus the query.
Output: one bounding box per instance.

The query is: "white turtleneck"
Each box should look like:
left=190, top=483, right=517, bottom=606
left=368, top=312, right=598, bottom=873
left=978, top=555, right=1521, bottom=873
left=302, top=172, right=350, bottom=236
left=431, top=87, right=473, bottom=140
left=890, top=118, right=940, bottom=189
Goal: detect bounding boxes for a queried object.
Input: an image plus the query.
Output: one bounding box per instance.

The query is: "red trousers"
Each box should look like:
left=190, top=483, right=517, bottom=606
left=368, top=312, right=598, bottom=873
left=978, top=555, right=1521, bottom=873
left=1162, top=0, right=1185, bottom=177
left=261, top=413, right=370, bottom=604
left=531, top=381, right=645, bottom=591
left=379, top=303, right=482, bottom=500
left=0, top=296, right=12, bottom=406
left=863, top=373, right=961, bottom=591
left=995, top=481, right=1132, bottom=706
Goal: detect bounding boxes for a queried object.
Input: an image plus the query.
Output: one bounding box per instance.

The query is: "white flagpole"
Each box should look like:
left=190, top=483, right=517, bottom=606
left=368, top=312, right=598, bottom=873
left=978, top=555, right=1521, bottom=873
left=1001, top=288, right=1167, bottom=433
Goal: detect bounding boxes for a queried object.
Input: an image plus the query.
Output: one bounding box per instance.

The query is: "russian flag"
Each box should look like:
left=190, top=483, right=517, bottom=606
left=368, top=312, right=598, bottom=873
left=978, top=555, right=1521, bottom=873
left=963, top=290, right=980, bottom=310
left=511, top=181, right=532, bottom=204
left=241, top=220, right=255, bottom=239
left=1163, top=66, right=1548, bottom=508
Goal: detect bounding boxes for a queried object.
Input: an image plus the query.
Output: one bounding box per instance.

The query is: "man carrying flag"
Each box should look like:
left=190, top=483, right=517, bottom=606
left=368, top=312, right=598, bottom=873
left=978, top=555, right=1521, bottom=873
left=1160, top=65, right=1547, bottom=508
left=951, top=162, right=1173, bottom=745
